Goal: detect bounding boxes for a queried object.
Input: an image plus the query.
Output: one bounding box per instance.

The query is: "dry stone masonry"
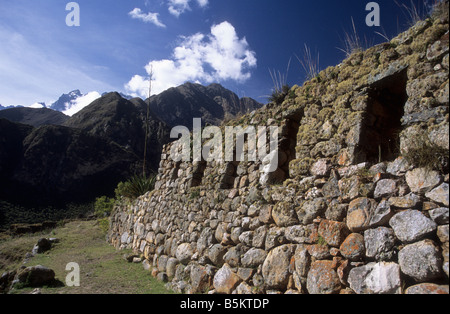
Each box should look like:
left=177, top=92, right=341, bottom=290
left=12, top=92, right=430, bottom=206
left=108, top=4, right=449, bottom=294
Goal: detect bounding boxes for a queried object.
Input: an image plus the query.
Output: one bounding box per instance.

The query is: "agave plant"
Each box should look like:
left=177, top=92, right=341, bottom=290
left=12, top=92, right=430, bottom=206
left=115, top=174, right=157, bottom=200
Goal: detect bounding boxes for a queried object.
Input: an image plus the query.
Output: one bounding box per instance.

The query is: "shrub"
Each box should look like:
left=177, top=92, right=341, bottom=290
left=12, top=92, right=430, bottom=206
left=94, top=196, right=115, bottom=218
left=268, top=84, right=291, bottom=105
left=115, top=175, right=157, bottom=200
left=403, top=132, right=449, bottom=172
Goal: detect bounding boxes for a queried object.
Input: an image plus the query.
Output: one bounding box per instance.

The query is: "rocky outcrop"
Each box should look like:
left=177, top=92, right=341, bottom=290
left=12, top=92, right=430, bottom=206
left=108, top=4, right=449, bottom=294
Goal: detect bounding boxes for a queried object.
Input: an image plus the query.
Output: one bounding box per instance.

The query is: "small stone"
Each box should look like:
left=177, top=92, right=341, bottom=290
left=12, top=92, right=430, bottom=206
left=406, top=168, right=441, bottom=194
left=16, top=265, right=55, bottom=287
left=374, top=179, right=397, bottom=199
left=425, top=183, right=449, bottom=206
left=241, top=248, right=267, bottom=268
left=429, top=207, right=449, bottom=224
left=340, top=233, right=365, bottom=261
left=176, top=243, right=194, bottom=265
left=346, top=198, right=378, bottom=232
left=406, top=283, right=449, bottom=294
left=398, top=240, right=443, bottom=282
left=208, top=244, right=227, bottom=267
left=364, top=227, right=396, bottom=261
left=296, top=198, right=327, bottom=225
left=318, top=220, right=349, bottom=247
left=310, top=158, right=331, bottom=177
left=285, top=224, right=318, bottom=244
left=306, top=260, right=341, bottom=294
left=213, top=264, right=241, bottom=294
left=347, top=262, right=401, bottom=294
left=262, top=245, right=295, bottom=290
left=386, top=157, right=411, bottom=175
left=388, top=193, right=421, bottom=209
left=437, top=225, right=449, bottom=243
left=272, top=201, right=299, bottom=227
left=389, top=210, right=437, bottom=243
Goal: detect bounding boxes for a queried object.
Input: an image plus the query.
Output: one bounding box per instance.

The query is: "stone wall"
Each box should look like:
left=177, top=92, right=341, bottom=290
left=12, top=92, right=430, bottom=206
left=108, top=5, right=449, bottom=294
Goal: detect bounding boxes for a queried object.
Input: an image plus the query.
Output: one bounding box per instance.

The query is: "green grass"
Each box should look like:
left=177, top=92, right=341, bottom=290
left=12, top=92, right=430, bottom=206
left=3, top=220, right=175, bottom=294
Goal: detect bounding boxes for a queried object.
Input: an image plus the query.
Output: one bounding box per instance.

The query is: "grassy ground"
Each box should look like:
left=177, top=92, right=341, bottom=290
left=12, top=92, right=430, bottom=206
left=0, top=220, right=175, bottom=294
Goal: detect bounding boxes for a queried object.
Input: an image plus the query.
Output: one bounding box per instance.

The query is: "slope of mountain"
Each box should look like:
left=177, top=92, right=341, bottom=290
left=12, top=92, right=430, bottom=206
left=64, top=92, right=171, bottom=171
left=0, top=119, right=34, bottom=182
left=147, top=82, right=262, bottom=128
left=0, top=107, right=69, bottom=127
left=0, top=122, right=140, bottom=206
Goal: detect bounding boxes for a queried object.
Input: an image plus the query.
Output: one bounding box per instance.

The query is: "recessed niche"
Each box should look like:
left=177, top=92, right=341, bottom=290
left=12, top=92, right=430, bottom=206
left=357, top=69, right=408, bottom=163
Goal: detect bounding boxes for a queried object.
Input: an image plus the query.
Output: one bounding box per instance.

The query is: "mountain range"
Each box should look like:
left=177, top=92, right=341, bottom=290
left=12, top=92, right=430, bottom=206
left=0, top=83, right=262, bottom=214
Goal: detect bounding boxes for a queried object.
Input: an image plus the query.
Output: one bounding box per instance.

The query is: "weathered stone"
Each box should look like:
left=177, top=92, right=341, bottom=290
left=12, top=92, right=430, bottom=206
left=364, top=227, right=396, bottom=261
left=241, top=248, right=268, bottom=268
left=223, top=246, right=241, bottom=267
left=340, top=233, right=365, bottom=261
left=157, top=255, right=169, bottom=272
left=213, top=263, right=241, bottom=294
left=190, top=264, right=213, bottom=294
left=427, top=31, right=449, bottom=61
left=296, top=198, right=327, bottom=225
left=405, top=283, right=449, bottom=294
left=165, top=258, right=178, bottom=278
left=238, top=231, right=253, bottom=247
left=347, top=262, right=401, bottom=294
left=310, top=158, right=331, bottom=177
left=389, top=210, right=437, bottom=243
left=272, top=201, right=299, bottom=227
left=197, top=227, right=215, bottom=255
left=252, top=225, right=267, bottom=248
left=306, top=260, right=341, bottom=294
left=437, top=224, right=449, bottom=243
left=32, top=238, right=52, bottom=255
left=386, top=157, right=411, bottom=175
left=262, top=245, right=295, bottom=290
left=176, top=243, right=194, bottom=265
left=398, top=240, right=443, bottom=282
left=235, top=281, right=254, bottom=294
left=429, top=207, right=449, bottom=224
left=308, top=243, right=332, bottom=260
left=265, top=227, right=286, bottom=251
left=406, top=168, right=441, bottom=194
left=318, top=220, right=349, bottom=247
left=293, top=245, right=310, bottom=278
left=208, top=244, right=228, bottom=267
left=388, top=193, right=421, bottom=209
left=287, top=225, right=317, bottom=246
left=16, top=265, right=55, bottom=287
left=346, top=197, right=379, bottom=232
left=425, top=183, right=449, bottom=206
left=374, top=179, right=397, bottom=199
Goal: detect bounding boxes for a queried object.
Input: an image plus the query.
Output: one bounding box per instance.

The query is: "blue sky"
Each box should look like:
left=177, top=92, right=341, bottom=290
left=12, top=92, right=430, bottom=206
left=0, top=0, right=430, bottom=109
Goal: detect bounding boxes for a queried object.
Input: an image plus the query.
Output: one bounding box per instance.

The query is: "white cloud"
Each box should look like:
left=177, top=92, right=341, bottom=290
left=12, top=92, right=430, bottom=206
left=129, top=8, right=166, bottom=28
left=168, top=0, right=208, bottom=17
left=63, top=91, right=102, bottom=116
left=125, top=21, right=257, bottom=99
left=29, top=102, right=46, bottom=109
